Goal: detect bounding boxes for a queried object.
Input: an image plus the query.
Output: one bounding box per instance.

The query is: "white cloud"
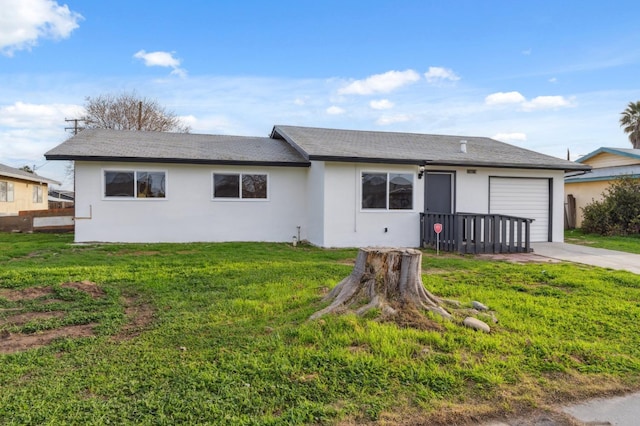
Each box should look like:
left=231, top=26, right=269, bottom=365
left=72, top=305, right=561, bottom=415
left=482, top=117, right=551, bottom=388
left=326, top=105, right=345, bottom=115
left=522, top=95, right=573, bottom=111
left=0, top=101, right=83, bottom=128
left=424, top=67, right=460, bottom=84
left=492, top=132, right=527, bottom=143
left=485, top=91, right=574, bottom=111
left=522, top=48, right=532, bottom=56
left=134, top=50, right=187, bottom=77
left=376, top=114, right=412, bottom=126
left=338, top=70, right=420, bottom=95
left=549, top=77, right=558, bottom=83
left=0, top=0, right=82, bottom=56
left=369, top=99, right=394, bottom=110
left=485, top=91, right=527, bottom=105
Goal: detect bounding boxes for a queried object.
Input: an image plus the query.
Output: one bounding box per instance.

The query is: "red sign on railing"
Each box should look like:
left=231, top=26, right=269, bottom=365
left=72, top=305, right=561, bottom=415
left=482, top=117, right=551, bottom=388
left=433, top=223, right=443, bottom=234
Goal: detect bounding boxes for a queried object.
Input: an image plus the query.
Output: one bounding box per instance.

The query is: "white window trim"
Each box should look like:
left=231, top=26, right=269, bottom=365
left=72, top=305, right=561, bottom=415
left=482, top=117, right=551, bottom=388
left=7, top=182, right=13, bottom=202
left=32, top=185, right=44, bottom=204
left=211, top=171, right=270, bottom=201
left=0, top=181, right=13, bottom=203
left=360, top=171, right=415, bottom=212
left=102, top=169, right=168, bottom=200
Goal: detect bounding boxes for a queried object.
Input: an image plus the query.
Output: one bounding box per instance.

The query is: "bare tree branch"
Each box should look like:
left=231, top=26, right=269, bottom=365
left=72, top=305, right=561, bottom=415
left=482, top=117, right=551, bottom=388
left=82, top=91, right=190, bottom=133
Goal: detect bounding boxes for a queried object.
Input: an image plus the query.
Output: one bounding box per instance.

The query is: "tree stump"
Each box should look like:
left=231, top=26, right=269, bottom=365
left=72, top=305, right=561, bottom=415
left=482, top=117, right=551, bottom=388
left=310, top=248, right=453, bottom=321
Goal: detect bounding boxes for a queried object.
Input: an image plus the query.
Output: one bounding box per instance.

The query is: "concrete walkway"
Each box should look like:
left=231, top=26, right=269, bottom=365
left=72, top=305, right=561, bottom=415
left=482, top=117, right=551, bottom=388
left=531, top=242, right=640, bottom=275
left=562, top=391, right=640, bottom=425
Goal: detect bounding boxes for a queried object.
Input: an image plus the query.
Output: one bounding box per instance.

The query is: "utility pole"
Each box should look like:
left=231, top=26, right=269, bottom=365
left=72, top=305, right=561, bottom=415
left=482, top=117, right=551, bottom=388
left=65, top=118, right=85, bottom=135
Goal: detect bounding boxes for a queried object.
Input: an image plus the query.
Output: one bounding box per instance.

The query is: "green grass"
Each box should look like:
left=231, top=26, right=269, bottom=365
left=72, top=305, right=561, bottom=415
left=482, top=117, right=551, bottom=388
left=565, top=229, right=640, bottom=254
left=1, top=234, right=640, bottom=424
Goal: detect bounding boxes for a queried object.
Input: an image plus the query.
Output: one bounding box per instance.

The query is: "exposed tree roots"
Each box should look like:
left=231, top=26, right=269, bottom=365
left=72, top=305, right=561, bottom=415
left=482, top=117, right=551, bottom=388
left=310, top=248, right=457, bottom=322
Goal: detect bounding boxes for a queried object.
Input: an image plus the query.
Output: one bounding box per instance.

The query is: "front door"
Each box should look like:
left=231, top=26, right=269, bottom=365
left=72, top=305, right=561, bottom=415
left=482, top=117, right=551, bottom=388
left=424, top=172, right=454, bottom=214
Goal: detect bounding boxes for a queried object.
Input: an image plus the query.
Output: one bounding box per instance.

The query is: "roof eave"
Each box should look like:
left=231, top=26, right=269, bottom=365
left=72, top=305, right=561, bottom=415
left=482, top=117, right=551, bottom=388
left=566, top=173, right=640, bottom=183
left=427, top=160, right=591, bottom=171
left=307, top=155, right=591, bottom=171
left=577, top=147, right=640, bottom=163
left=45, top=154, right=311, bottom=168
left=0, top=171, right=61, bottom=186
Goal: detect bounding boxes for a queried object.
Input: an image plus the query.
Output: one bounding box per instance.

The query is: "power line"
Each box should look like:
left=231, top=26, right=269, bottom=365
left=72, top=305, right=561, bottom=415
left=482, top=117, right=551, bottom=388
left=65, top=118, right=86, bottom=135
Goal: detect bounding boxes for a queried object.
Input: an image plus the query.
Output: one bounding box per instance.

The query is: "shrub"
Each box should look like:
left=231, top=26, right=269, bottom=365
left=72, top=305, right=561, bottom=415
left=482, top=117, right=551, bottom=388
left=581, top=176, right=640, bottom=235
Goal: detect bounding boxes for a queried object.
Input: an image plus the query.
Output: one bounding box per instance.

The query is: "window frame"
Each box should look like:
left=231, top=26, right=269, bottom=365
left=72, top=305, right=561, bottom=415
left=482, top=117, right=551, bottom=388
left=361, top=171, right=414, bottom=212
left=32, top=185, right=43, bottom=204
left=211, top=172, right=269, bottom=201
left=0, top=181, right=12, bottom=202
left=102, top=169, right=168, bottom=200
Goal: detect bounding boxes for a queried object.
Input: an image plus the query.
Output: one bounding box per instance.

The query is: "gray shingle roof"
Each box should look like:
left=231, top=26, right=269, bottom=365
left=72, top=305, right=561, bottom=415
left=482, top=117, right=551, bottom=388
left=272, top=125, right=590, bottom=171
left=0, top=163, right=60, bottom=185
left=565, top=165, right=640, bottom=183
left=45, top=126, right=590, bottom=172
left=45, top=129, right=310, bottom=166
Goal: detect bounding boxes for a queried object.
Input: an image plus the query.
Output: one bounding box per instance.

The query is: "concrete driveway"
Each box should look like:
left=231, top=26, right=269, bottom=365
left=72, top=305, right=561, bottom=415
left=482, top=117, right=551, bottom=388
left=531, top=242, right=640, bottom=275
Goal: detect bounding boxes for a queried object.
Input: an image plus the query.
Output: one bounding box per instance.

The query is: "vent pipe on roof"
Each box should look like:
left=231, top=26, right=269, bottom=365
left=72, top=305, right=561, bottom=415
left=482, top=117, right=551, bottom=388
left=460, top=140, right=467, bottom=153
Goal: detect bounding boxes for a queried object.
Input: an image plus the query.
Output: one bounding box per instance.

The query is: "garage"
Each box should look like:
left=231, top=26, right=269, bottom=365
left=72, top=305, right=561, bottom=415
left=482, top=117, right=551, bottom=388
left=489, top=177, right=550, bottom=242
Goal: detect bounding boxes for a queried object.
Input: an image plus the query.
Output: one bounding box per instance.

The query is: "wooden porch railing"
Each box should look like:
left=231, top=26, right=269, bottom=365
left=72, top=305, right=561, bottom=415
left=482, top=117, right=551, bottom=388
left=420, top=212, right=534, bottom=254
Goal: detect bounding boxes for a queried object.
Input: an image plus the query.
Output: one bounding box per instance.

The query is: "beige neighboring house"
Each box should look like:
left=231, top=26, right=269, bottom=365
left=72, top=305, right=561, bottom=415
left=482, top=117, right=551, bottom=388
left=565, top=147, right=640, bottom=228
left=0, top=163, right=61, bottom=216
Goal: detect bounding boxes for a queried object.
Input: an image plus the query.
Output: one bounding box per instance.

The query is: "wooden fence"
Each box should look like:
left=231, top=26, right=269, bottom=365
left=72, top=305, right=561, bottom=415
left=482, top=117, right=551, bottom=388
left=420, top=212, right=534, bottom=254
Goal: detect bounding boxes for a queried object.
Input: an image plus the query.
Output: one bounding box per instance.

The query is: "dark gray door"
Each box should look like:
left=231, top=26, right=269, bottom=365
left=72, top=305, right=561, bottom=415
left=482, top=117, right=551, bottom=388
left=425, top=172, right=453, bottom=214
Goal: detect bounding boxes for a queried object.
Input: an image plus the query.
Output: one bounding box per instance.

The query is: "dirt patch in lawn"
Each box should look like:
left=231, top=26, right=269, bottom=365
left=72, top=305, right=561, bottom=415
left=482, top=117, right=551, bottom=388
left=0, top=282, right=154, bottom=354
left=1, top=311, right=66, bottom=326
left=0, top=323, right=98, bottom=354
left=0, top=286, right=54, bottom=301
left=112, top=294, right=155, bottom=340
left=60, top=280, right=106, bottom=298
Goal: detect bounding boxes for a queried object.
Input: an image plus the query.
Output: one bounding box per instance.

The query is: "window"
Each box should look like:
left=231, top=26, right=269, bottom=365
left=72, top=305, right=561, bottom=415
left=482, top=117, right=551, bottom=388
left=213, top=173, right=267, bottom=199
left=32, top=185, right=43, bottom=203
left=0, top=181, right=13, bottom=202
left=104, top=170, right=166, bottom=198
left=362, top=172, right=413, bottom=210
left=136, top=172, right=166, bottom=198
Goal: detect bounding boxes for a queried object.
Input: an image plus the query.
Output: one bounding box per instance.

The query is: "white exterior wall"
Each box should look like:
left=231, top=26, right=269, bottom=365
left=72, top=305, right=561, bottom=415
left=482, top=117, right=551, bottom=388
left=72, top=160, right=565, bottom=246
left=73, top=161, right=308, bottom=243
left=305, top=161, right=325, bottom=246
left=319, top=162, right=423, bottom=248
left=429, top=165, right=565, bottom=242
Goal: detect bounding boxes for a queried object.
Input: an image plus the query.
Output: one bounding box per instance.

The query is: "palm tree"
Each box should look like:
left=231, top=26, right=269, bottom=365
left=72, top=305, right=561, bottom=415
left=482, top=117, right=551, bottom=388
left=620, top=101, right=640, bottom=149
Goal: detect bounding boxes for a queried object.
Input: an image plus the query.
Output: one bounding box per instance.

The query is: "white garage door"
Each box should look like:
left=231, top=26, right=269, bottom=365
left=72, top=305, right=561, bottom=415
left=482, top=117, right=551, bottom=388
left=489, top=177, right=550, bottom=242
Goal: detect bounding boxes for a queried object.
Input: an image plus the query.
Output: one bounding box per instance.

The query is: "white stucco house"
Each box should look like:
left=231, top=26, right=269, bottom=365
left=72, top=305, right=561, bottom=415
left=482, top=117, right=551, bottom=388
left=45, top=125, right=589, bottom=250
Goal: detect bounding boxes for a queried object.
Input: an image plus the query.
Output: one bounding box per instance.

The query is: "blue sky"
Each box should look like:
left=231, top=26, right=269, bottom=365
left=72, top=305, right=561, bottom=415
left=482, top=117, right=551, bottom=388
left=1, top=0, right=639, bottom=188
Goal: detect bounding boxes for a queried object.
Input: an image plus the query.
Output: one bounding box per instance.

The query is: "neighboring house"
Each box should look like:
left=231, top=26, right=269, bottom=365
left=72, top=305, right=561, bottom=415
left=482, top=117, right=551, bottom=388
left=48, top=189, right=75, bottom=209
left=45, top=125, right=588, bottom=248
left=0, top=163, right=60, bottom=216
left=565, top=147, right=640, bottom=228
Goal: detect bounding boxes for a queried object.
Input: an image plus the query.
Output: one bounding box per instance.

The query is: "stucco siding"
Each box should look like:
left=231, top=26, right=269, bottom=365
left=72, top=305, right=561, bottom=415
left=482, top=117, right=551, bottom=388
left=73, top=161, right=308, bottom=243
left=305, top=161, right=325, bottom=246
left=322, top=162, right=422, bottom=248
left=565, top=180, right=610, bottom=228
left=0, top=178, right=48, bottom=215
left=431, top=166, right=564, bottom=242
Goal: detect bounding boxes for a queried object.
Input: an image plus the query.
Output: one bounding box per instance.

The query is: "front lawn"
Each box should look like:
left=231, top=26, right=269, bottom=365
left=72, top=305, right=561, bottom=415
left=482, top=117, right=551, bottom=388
left=565, top=229, right=640, bottom=254
left=1, top=234, right=640, bottom=425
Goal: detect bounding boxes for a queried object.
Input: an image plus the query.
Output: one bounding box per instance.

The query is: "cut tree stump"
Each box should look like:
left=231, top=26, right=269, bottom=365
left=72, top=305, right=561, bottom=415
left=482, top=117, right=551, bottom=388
left=310, top=248, right=453, bottom=321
